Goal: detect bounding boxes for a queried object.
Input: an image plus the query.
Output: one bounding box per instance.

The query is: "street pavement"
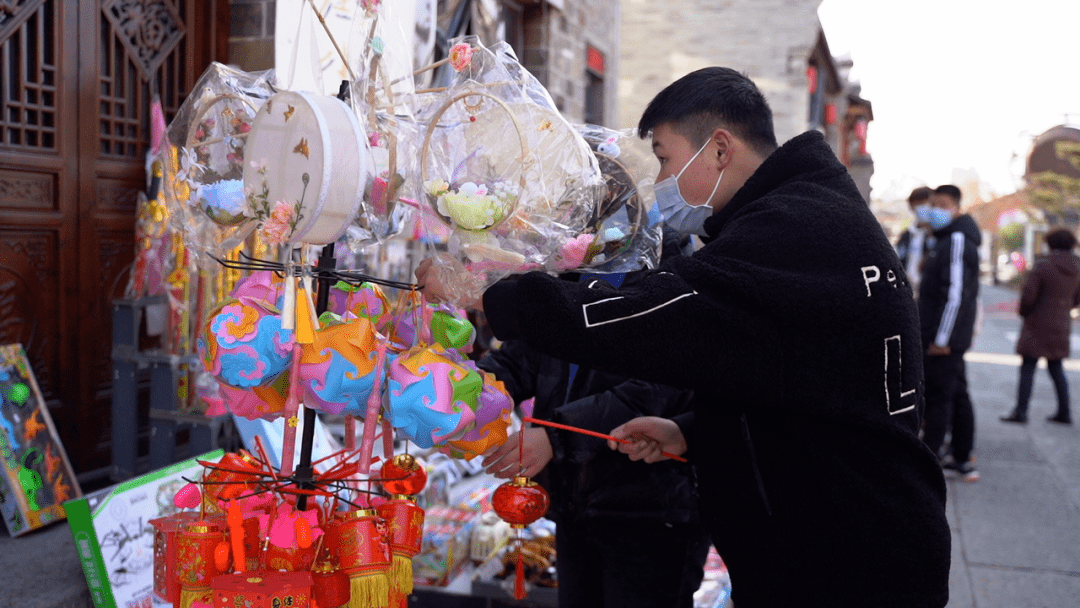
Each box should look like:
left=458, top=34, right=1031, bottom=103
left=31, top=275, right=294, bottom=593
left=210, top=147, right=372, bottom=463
left=946, top=281, right=1080, bottom=608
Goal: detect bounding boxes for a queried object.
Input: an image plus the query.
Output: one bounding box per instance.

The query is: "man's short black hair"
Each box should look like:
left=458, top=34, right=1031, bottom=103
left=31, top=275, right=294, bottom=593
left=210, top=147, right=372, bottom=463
left=637, top=67, right=779, bottom=157
left=1045, top=228, right=1077, bottom=251
left=933, top=184, right=962, bottom=205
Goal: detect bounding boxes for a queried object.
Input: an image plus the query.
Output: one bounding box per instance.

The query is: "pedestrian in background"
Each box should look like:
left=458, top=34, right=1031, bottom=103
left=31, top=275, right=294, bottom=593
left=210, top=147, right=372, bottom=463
left=1002, top=228, right=1080, bottom=425
left=920, top=184, right=982, bottom=482
left=895, top=186, right=934, bottom=295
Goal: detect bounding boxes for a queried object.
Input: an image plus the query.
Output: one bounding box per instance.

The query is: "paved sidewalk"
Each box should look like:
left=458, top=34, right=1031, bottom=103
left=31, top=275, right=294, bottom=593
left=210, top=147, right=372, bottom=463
left=946, top=283, right=1080, bottom=607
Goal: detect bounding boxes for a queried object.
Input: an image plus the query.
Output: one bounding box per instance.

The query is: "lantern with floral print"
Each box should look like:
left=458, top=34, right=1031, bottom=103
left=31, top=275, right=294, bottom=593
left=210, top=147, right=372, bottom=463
left=312, top=560, right=351, bottom=608
left=150, top=511, right=201, bottom=604
left=325, top=509, right=392, bottom=608
left=176, top=520, right=230, bottom=608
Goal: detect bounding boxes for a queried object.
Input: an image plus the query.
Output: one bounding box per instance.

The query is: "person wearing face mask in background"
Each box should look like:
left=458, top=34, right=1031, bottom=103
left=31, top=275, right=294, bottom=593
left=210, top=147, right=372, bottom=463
left=895, top=186, right=935, bottom=296
left=416, top=67, right=950, bottom=608
left=919, top=184, right=982, bottom=482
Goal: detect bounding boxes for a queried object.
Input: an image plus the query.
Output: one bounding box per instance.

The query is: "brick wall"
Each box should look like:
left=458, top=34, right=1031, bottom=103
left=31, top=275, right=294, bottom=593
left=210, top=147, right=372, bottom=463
left=228, top=0, right=276, bottom=72
left=619, top=0, right=822, bottom=141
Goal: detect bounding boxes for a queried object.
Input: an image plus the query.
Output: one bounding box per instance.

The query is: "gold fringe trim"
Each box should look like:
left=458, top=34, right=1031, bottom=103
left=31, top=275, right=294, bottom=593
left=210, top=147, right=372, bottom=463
left=179, top=586, right=212, bottom=608
left=349, top=572, right=390, bottom=608
left=388, top=554, right=414, bottom=595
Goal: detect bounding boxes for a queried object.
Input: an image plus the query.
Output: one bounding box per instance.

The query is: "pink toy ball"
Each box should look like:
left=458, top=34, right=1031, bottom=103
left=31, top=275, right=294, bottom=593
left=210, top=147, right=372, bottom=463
left=198, top=297, right=293, bottom=389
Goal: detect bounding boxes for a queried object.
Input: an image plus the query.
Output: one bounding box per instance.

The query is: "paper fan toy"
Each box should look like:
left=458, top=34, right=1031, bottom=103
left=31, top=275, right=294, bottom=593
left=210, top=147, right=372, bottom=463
left=440, top=364, right=513, bottom=460
left=161, top=62, right=275, bottom=258
left=197, top=297, right=293, bottom=389
left=243, top=89, right=374, bottom=247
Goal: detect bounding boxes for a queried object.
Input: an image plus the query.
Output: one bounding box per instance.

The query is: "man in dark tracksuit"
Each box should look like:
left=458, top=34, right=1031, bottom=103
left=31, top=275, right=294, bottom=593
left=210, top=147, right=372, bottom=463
left=417, top=68, right=951, bottom=607
left=919, top=184, right=982, bottom=481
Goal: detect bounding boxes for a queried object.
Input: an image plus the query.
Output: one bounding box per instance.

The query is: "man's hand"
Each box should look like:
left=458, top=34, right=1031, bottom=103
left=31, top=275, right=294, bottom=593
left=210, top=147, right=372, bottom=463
left=414, top=256, right=484, bottom=310
left=927, top=344, right=951, bottom=356
left=481, top=428, right=552, bottom=479
left=608, top=416, right=687, bottom=464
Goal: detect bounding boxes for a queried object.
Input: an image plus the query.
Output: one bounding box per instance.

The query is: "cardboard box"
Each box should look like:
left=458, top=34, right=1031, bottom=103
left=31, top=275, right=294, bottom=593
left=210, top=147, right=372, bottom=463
left=65, top=450, right=223, bottom=608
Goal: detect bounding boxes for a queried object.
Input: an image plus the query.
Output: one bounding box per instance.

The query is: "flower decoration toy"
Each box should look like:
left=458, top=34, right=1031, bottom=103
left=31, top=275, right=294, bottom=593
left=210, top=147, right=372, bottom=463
left=327, top=281, right=392, bottom=333
left=160, top=62, right=275, bottom=259
left=404, top=37, right=604, bottom=305
left=297, top=316, right=382, bottom=416
left=243, top=90, right=374, bottom=247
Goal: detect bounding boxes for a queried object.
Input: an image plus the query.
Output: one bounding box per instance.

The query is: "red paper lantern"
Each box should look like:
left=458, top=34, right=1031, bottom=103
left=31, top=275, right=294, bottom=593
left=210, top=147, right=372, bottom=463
left=211, top=571, right=314, bottom=608
left=325, top=509, right=392, bottom=608
left=492, top=476, right=549, bottom=529
left=375, top=498, right=425, bottom=594
left=203, top=451, right=263, bottom=513
left=177, top=520, right=230, bottom=608
left=150, top=511, right=201, bottom=604
left=312, top=561, right=351, bottom=608
left=379, top=454, right=427, bottom=497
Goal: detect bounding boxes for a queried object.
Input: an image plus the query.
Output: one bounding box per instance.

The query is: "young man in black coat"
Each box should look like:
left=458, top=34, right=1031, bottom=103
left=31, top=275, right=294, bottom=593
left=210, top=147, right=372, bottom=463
left=919, top=184, right=983, bottom=481
left=417, top=67, right=951, bottom=607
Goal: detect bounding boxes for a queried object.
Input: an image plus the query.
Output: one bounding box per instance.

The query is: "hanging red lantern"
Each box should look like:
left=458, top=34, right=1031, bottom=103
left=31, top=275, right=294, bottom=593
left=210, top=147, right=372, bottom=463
left=325, top=509, right=392, bottom=608
left=492, top=476, right=550, bottom=601
left=491, top=476, right=549, bottom=529
left=176, top=520, right=229, bottom=608
left=375, top=498, right=425, bottom=595
left=312, top=561, right=351, bottom=608
left=150, top=511, right=201, bottom=604
left=378, top=454, right=427, bottom=497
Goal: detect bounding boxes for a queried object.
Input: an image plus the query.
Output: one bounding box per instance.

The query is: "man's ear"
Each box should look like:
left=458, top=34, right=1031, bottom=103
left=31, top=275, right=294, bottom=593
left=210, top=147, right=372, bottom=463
left=711, top=128, right=733, bottom=166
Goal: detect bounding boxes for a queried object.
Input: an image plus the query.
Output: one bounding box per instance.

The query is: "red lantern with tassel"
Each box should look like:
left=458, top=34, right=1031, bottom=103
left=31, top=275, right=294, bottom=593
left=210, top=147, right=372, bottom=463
left=312, top=560, right=351, bottom=608
left=325, top=509, right=392, bottom=608
left=211, top=571, right=314, bottom=608
left=491, top=476, right=550, bottom=600
left=150, top=511, right=201, bottom=603
left=176, top=520, right=230, bottom=608
left=375, top=497, right=424, bottom=596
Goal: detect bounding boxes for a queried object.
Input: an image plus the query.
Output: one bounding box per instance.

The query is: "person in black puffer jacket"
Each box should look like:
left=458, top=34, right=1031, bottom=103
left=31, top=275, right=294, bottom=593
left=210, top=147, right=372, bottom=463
left=477, top=237, right=710, bottom=608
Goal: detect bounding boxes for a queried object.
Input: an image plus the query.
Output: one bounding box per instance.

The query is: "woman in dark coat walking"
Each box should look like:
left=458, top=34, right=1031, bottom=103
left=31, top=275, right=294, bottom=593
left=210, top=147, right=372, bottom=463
left=1002, top=228, right=1080, bottom=424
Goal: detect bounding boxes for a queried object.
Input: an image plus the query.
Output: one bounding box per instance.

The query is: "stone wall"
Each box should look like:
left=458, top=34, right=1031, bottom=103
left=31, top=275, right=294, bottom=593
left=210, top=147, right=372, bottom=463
left=619, top=0, right=823, bottom=142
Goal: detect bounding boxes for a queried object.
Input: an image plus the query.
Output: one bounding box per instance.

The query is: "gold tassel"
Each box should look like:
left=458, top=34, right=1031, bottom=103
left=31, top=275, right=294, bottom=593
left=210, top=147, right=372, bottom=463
left=179, top=586, right=212, bottom=608
left=388, top=554, right=414, bottom=595
left=349, top=573, right=390, bottom=608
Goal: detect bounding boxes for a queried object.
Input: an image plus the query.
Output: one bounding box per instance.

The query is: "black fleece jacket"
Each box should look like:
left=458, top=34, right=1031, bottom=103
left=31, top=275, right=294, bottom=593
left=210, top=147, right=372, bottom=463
left=478, top=334, right=700, bottom=526
left=919, top=213, right=982, bottom=352
left=482, top=131, right=950, bottom=607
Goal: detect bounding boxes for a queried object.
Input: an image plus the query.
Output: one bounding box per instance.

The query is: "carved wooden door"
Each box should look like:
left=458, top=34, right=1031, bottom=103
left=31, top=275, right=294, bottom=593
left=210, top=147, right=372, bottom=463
left=0, top=0, right=222, bottom=479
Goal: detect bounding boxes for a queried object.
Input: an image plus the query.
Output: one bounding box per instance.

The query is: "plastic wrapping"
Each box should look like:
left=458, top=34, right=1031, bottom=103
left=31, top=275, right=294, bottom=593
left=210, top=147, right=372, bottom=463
left=160, top=63, right=276, bottom=259
left=401, top=37, right=603, bottom=305
left=562, top=125, right=664, bottom=273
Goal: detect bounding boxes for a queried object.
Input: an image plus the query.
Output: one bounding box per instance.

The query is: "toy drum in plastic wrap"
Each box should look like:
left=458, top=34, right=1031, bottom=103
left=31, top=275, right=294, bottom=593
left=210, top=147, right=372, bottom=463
left=211, top=571, right=314, bottom=608
left=243, top=90, right=373, bottom=246
left=326, top=509, right=392, bottom=608
left=150, top=511, right=201, bottom=603
left=176, top=520, right=230, bottom=608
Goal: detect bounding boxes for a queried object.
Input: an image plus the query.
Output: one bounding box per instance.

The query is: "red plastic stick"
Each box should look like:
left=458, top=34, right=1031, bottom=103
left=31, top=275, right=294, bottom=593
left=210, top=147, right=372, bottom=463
left=523, top=416, right=688, bottom=462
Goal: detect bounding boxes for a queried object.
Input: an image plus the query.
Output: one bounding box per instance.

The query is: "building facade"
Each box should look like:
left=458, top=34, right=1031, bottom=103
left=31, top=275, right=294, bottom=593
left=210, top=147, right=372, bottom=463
left=619, top=0, right=874, bottom=201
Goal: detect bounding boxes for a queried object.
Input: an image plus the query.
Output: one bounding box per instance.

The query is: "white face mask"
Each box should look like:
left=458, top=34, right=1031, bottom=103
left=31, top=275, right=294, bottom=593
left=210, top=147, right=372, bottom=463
left=653, top=139, right=724, bottom=236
